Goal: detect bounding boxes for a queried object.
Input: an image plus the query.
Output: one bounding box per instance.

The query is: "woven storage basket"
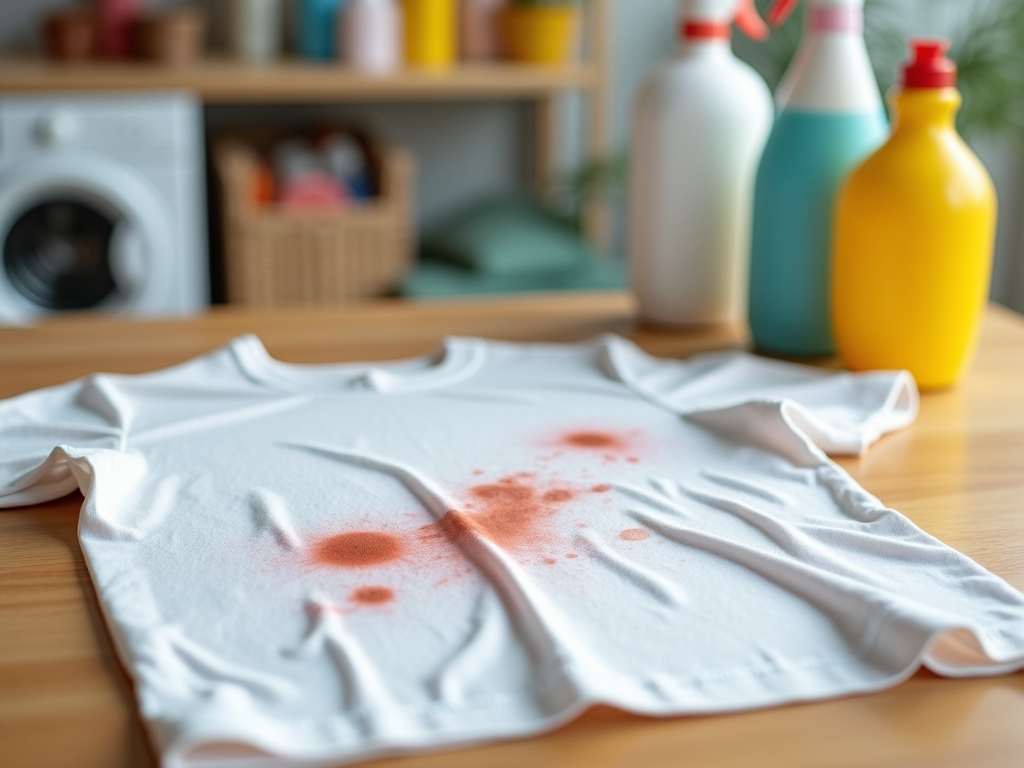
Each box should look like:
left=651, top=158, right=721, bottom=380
left=216, top=140, right=415, bottom=307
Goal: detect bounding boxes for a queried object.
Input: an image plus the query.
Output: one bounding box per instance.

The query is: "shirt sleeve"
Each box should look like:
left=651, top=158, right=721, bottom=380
left=605, top=338, right=918, bottom=456
left=0, top=375, right=126, bottom=507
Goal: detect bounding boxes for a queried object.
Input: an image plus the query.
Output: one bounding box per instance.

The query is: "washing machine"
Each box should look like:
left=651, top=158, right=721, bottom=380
left=0, top=92, right=208, bottom=324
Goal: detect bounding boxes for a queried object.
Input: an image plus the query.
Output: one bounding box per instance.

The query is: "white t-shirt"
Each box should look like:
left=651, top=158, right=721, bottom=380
left=3, top=336, right=1024, bottom=768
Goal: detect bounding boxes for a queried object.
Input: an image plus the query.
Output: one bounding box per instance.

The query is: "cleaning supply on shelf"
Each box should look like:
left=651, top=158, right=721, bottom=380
left=340, top=0, right=402, bottom=73
left=832, top=40, right=997, bottom=389
left=748, top=0, right=887, bottom=356
left=299, top=0, right=343, bottom=59
left=228, top=0, right=282, bottom=63
left=97, top=0, right=140, bottom=59
left=132, top=8, right=207, bottom=67
left=628, top=0, right=773, bottom=327
left=44, top=9, right=99, bottom=62
left=403, top=0, right=456, bottom=68
left=459, top=0, right=505, bottom=61
left=500, top=1, right=579, bottom=65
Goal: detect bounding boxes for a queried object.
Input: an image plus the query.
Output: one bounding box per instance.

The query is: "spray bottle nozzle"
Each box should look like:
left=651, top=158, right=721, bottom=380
left=735, top=0, right=769, bottom=40
left=767, top=0, right=802, bottom=26
left=681, top=0, right=768, bottom=41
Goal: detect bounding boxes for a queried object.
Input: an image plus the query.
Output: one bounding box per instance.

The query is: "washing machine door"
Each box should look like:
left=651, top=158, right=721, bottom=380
left=0, top=150, right=175, bottom=323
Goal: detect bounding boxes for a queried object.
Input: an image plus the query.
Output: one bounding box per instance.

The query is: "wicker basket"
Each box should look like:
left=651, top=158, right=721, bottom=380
left=216, top=140, right=415, bottom=307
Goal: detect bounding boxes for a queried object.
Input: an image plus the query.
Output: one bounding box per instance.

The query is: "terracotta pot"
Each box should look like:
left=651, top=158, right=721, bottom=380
left=44, top=10, right=99, bottom=62
left=132, top=9, right=207, bottom=66
left=98, top=0, right=141, bottom=59
left=500, top=4, right=578, bottom=65
left=459, top=0, right=506, bottom=61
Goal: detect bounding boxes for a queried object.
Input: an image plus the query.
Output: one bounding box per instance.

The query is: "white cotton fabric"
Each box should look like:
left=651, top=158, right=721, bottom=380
left=2, top=335, right=1024, bottom=768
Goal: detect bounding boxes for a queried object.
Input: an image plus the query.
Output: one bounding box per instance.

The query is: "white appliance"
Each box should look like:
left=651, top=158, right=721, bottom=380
left=0, top=92, right=208, bottom=324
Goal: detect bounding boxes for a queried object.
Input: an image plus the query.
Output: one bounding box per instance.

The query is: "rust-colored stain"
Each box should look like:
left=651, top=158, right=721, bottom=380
left=562, top=431, right=626, bottom=450
left=591, top=484, right=612, bottom=493
left=619, top=528, right=650, bottom=542
left=421, top=475, right=577, bottom=556
left=311, top=531, right=403, bottom=568
left=350, top=586, right=394, bottom=605
left=543, top=489, right=575, bottom=503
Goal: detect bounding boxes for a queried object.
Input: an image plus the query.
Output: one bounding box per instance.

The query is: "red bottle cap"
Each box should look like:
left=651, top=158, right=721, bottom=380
left=901, top=39, right=957, bottom=89
left=680, top=21, right=731, bottom=40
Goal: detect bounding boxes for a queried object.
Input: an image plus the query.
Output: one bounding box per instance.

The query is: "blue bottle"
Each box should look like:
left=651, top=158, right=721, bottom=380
left=299, top=0, right=343, bottom=60
left=748, top=0, right=887, bottom=356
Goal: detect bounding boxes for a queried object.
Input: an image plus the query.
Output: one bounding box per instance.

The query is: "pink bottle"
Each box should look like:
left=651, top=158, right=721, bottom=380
left=97, top=0, right=141, bottom=59
left=459, top=0, right=505, bottom=61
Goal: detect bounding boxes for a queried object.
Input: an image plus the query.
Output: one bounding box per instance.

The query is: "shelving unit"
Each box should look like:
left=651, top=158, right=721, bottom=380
left=0, top=0, right=612, bottom=244
left=0, top=59, right=595, bottom=101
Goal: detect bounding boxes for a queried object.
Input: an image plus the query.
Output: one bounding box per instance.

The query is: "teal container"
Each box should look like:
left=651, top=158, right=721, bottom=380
left=299, top=0, right=343, bottom=59
left=749, top=110, right=888, bottom=356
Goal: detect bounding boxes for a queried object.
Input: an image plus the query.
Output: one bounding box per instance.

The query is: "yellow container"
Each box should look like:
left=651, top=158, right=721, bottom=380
left=403, top=0, right=457, bottom=68
left=832, top=43, right=997, bottom=389
left=501, top=4, right=578, bottom=65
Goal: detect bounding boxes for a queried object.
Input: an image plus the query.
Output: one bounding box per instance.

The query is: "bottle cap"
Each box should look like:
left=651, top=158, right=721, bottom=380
left=767, top=0, right=864, bottom=31
left=679, top=0, right=768, bottom=41
left=901, top=39, right=957, bottom=89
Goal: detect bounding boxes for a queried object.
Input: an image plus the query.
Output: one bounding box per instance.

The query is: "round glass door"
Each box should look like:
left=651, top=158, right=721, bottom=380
left=3, top=199, right=118, bottom=310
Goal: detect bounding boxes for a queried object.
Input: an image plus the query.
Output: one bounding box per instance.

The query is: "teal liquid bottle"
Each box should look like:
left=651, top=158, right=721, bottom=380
left=748, top=0, right=887, bottom=356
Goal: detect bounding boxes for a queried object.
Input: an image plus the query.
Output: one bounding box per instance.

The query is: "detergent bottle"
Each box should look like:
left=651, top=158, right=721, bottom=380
left=832, top=40, right=997, bottom=388
left=629, top=0, right=773, bottom=327
left=747, top=0, right=887, bottom=355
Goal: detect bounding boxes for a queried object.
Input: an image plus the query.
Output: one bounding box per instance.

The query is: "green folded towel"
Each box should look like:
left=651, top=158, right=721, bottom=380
left=401, top=256, right=626, bottom=299
left=421, top=195, right=600, bottom=276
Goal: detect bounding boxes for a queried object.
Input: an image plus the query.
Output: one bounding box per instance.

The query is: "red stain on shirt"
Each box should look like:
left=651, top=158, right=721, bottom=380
left=350, top=586, right=394, bottom=605
left=311, top=531, right=403, bottom=568
left=562, top=431, right=626, bottom=450
left=543, top=489, right=575, bottom=503
left=422, top=475, right=576, bottom=556
left=619, top=528, right=650, bottom=542
left=591, top=484, right=612, bottom=493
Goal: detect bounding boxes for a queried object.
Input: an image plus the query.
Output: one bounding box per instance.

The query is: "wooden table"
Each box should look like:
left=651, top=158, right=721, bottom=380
left=2, top=293, right=1023, bottom=768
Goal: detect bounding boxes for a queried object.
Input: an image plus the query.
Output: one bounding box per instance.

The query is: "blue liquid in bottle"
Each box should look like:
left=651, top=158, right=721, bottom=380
left=299, top=0, right=343, bottom=60
left=749, top=109, right=888, bottom=356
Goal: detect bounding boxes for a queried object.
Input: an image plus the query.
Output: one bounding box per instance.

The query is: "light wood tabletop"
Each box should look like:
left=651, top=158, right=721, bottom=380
left=2, top=292, right=1023, bottom=768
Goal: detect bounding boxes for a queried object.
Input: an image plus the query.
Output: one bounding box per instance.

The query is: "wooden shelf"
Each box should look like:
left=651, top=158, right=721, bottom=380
left=0, top=0, right=613, bottom=244
left=0, top=58, right=596, bottom=103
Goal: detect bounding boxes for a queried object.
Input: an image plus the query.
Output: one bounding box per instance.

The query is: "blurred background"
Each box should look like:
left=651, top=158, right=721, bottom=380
left=0, top=0, right=1021, bottom=322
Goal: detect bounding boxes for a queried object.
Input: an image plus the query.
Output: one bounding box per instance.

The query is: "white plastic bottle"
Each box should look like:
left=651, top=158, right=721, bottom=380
left=628, top=0, right=773, bottom=327
left=228, top=0, right=282, bottom=63
left=341, top=0, right=403, bottom=74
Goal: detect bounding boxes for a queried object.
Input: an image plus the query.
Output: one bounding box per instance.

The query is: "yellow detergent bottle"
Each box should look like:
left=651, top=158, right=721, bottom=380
left=403, top=0, right=456, bottom=68
left=832, top=39, right=997, bottom=389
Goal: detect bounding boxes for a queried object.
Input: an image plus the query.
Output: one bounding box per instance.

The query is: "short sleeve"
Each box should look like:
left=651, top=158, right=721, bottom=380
left=1, top=341, right=298, bottom=508
left=604, top=338, right=919, bottom=456
left=0, top=375, right=127, bottom=507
